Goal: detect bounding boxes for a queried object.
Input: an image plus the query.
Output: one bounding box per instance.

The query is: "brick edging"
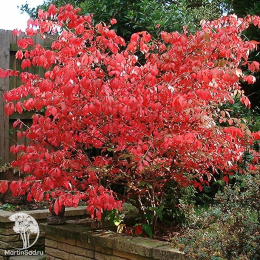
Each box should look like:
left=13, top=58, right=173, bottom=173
left=41, top=222, right=186, bottom=260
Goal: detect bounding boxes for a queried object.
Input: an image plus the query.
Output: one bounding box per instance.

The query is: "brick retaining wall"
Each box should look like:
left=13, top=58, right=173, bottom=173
left=41, top=221, right=186, bottom=260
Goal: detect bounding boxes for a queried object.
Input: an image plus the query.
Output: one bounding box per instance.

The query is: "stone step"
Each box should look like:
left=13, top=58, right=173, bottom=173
left=9, top=254, right=46, bottom=260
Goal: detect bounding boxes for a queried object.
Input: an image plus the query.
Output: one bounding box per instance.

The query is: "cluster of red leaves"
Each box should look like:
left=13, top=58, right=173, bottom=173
left=2, top=5, right=260, bottom=217
left=0, top=181, right=8, bottom=195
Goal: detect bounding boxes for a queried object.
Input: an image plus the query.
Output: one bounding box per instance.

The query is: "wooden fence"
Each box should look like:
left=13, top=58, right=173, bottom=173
left=0, top=29, right=53, bottom=180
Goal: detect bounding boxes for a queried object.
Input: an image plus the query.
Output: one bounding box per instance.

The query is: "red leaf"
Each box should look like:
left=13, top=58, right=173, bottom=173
left=95, top=209, right=102, bottom=219
left=44, top=177, right=55, bottom=189
left=53, top=200, right=60, bottom=215
left=12, top=29, right=22, bottom=36
left=134, top=224, right=143, bottom=235
left=194, top=182, right=203, bottom=192
left=4, top=92, right=12, bottom=103
left=45, top=193, right=50, bottom=201
left=27, top=193, right=32, bottom=202
left=9, top=181, right=19, bottom=197
left=24, top=164, right=31, bottom=172
left=15, top=50, right=23, bottom=59
left=4, top=103, right=15, bottom=116
left=106, top=30, right=116, bottom=39
left=0, top=181, right=8, bottom=194
left=241, top=96, right=251, bottom=108
left=110, top=18, right=117, bottom=25
left=35, top=99, right=44, bottom=111
left=140, top=40, right=149, bottom=53
left=243, top=75, right=256, bottom=84
left=21, top=59, right=31, bottom=70
left=142, top=32, right=151, bottom=43
left=223, top=175, right=229, bottom=184
left=15, top=102, right=23, bottom=114
left=24, top=98, right=35, bottom=111
left=13, top=120, right=21, bottom=128
left=26, top=38, right=34, bottom=46
left=38, top=192, right=44, bottom=202
left=130, top=33, right=140, bottom=42
left=48, top=4, right=57, bottom=16
left=51, top=168, right=61, bottom=178
left=17, top=38, right=28, bottom=49
left=252, top=131, right=260, bottom=140
left=26, top=28, right=37, bottom=36
left=195, top=89, right=211, bottom=101
left=0, top=69, right=9, bottom=79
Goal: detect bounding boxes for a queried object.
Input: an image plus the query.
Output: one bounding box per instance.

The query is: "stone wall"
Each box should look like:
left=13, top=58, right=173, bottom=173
left=0, top=206, right=87, bottom=260
left=42, top=221, right=186, bottom=260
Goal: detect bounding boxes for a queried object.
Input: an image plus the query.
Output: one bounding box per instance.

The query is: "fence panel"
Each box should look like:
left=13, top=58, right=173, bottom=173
left=0, top=29, right=53, bottom=180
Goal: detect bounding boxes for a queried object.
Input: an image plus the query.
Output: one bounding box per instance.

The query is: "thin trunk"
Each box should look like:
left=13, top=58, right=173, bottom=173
left=137, top=194, right=149, bottom=224
left=148, top=188, right=158, bottom=233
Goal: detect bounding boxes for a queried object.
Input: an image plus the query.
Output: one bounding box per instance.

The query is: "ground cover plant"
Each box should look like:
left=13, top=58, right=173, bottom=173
left=1, top=4, right=260, bottom=237
left=172, top=173, right=260, bottom=259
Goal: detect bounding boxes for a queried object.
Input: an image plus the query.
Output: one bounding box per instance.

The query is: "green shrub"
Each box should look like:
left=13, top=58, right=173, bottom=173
left=160, top=181, right=197, bottom=227
left=172, top=173, right=260, bottom=260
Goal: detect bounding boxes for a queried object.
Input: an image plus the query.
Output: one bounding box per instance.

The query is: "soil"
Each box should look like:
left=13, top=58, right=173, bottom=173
left=122, top=222, right=181, bottom=242
left=0, top=201, right=49, bottom=212
left=153, top=224, right=182, bottom=242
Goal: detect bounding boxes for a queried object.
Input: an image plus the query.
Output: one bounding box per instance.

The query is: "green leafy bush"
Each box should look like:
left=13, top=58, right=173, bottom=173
left=172, top=173, right=260, bottom=259
left=161, top=181, right=197, bottom=226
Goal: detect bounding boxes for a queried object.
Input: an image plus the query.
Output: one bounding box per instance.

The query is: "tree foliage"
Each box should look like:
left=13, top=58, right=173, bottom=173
left=1, top=4, right=260, bottom=232
left=224, top=0, right=260, bottom=108
left=225, top=0, right=260, bottom=17
left=20, top=0, right=223, bottom=38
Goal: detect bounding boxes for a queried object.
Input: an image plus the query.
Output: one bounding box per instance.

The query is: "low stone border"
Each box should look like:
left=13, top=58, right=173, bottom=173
left=41, top=221, right=186, bottom=260
left=0, top=206, right=88, bottom=260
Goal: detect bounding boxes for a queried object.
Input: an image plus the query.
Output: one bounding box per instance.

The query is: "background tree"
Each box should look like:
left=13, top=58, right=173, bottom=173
left=20, top=0, right=224, bottom=38
left=224, top=0, right=260, bottom=108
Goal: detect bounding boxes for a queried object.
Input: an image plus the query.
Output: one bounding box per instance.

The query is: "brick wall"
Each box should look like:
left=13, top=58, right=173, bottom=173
left=42, top=222, right=186, bottom=260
